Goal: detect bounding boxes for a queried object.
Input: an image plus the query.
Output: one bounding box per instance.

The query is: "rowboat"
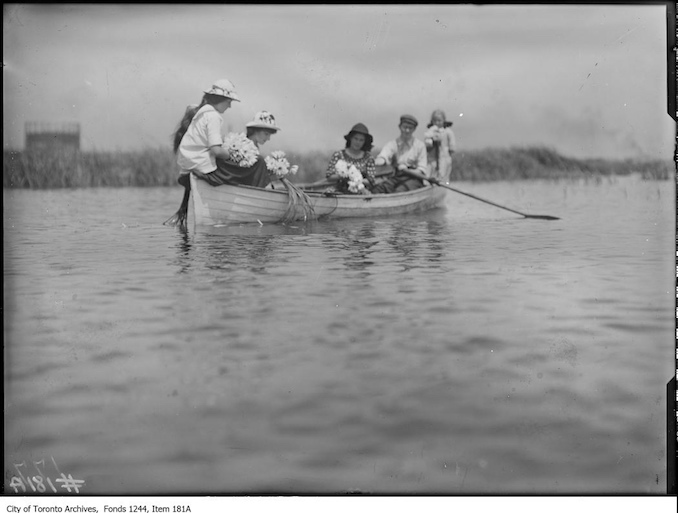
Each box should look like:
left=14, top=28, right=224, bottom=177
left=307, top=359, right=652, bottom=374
left=189, top=173, right=447, bottom=225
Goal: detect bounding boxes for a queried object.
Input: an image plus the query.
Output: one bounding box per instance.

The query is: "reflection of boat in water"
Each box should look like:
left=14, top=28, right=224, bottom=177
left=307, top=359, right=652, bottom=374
left=189, top=174, right=447, bottom=226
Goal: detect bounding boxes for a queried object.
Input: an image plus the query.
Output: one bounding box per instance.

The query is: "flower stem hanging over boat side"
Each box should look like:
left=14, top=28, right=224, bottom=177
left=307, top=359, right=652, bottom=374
left=265, top=151, right=315, bottom=223
left=279, top=177, right=316, bottom=223
left=163, top=173, right=192, bottom=228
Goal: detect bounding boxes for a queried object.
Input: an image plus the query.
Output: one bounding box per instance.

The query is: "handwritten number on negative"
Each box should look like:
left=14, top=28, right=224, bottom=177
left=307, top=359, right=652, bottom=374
left=8, top=458, right=83, bottom=493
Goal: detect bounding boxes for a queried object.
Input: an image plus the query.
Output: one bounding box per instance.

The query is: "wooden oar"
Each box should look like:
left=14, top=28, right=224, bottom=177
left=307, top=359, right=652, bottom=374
left=401, top=169, right=560, bottom=221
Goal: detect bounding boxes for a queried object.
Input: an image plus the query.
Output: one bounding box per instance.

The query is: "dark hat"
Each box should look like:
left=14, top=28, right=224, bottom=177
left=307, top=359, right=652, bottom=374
left=399, top=114, right=418, bottom=127
left=344, top=123, right=373, bottom=146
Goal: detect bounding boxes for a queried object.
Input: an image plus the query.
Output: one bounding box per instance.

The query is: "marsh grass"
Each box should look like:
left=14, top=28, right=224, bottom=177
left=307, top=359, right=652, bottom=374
left=3, top=147, right=177, bottom=189
left=3, top=146, right=673, bottom=189
left=449, top=147, right=674, bottom=181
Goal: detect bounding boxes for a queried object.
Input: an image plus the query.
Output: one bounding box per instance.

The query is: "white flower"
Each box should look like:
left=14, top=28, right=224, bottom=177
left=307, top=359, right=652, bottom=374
left=265, top=151, right=298, bottom=178
left=424, top=126, right=443, bottom=147
left=334, top=160, right=367, bottom=194
left=347, top=180, right=366, bottom=194
left=334, top=159, right=349, bottom=177
left=347, top=165, right=362, bottom=181
left=346, top=164, right=365, bottom=193
left=222, top=132, right=259, bottom=167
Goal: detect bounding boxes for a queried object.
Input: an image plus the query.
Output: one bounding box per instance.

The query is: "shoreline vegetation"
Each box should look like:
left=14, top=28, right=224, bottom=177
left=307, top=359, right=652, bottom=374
left=3, top=146, right=673, bottom=189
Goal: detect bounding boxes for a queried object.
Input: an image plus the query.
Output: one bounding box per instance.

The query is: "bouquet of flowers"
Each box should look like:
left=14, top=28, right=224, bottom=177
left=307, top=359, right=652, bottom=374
left=424, top=126, right=443, bottom=147
left=222, top=132, right=259, bottom=167
left=334, top=160, right=366, bottom=194
left=264, top=151, right=299, bottom=179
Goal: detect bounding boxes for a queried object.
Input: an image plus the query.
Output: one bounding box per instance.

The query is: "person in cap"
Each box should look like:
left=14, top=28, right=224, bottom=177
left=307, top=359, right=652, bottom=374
left=196, top=110, right=280, bottom=189
left=424, top=109, right=456, bottom=183
left=370, top=114, right=428, bottom=194
left=325, top=123, right=376, bottom=195
left=165, top=78, right=241, bottom=227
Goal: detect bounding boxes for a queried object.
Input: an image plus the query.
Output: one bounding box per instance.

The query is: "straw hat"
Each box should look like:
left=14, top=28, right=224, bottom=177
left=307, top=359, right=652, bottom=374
left=204, top=78, right=241, bottom=102
left=246, top=111, right=280, bottom=131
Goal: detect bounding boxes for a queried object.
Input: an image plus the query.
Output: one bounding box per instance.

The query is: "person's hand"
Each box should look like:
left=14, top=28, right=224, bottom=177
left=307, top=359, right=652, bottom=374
left=420, top=172, right=436, bottom=185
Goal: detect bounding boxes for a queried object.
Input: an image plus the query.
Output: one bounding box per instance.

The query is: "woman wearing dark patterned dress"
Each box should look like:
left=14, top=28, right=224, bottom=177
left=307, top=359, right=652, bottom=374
left=325, top=123, right=376, bottom=195
left=196, top=111, right=280, bottom=189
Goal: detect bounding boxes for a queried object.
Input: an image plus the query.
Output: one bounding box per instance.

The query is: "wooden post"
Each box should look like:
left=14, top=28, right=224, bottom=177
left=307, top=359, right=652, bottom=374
left=668, top=375, right=676, bottom=494
left=667, top=2, right=676, bottom=122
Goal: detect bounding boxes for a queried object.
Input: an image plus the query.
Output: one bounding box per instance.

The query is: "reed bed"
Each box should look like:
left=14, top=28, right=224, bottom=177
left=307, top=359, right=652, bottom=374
left=3, top=147, right=177, bottom=189
left=3, top=146, right=673, bottom=189
left=449, top=147, right=675, bottom=182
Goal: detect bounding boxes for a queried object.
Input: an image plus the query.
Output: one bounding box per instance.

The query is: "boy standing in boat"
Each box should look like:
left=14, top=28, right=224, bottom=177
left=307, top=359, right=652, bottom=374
left=371, top=114, right=428, bottom=194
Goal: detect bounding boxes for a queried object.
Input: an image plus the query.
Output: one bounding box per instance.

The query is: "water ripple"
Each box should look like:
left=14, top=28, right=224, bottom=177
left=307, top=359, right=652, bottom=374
left=3, top=182, right=674, bottom=494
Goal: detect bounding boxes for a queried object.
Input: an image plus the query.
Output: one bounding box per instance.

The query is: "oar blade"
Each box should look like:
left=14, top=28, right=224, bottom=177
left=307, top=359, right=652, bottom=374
left=400, top=169, right=561, bottom=221
left=524, top=215, right=560, bottom=221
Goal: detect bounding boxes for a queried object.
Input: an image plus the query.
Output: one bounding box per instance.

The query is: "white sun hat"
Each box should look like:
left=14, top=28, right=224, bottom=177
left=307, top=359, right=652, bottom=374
left=204, top=78, right=240, bottom=102
left=245, top=111, right=280, bottom=131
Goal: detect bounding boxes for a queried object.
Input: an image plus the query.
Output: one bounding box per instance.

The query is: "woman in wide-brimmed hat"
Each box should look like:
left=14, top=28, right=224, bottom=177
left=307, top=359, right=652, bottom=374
left=196, top=110, right=281, bottom=189
left=165, top=78, right=242, bottom=227
left=325, top=123, right=376, bottom=195
left=245, top=110, right=280, bottom=147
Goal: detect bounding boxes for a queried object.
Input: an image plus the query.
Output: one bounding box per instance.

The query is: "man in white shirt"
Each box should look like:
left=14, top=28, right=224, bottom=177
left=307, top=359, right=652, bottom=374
left=371, top=114, right=428, bottom=193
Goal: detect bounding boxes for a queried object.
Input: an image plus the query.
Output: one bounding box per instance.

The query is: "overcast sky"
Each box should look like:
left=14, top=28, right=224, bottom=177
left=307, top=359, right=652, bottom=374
left=3, top=3, right=674, bottom=160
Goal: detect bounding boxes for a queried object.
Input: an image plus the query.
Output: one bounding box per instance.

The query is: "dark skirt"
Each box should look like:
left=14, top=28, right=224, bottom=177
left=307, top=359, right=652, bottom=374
left=196, top=156, right=272, bottom=188
left=370, top=172, right=425, bottom=194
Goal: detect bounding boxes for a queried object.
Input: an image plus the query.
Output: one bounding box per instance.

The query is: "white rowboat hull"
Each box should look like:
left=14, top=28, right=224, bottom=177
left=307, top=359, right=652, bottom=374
left=190, top=174, right=447, bottom=225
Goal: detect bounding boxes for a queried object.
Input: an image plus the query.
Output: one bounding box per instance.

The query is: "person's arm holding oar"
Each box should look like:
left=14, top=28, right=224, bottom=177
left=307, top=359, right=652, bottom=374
left=399, top=168, right=560, bottom=221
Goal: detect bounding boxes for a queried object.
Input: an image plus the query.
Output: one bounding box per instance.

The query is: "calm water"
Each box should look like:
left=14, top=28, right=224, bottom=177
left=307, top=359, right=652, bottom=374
left=3, top=175, right=674, bottom=495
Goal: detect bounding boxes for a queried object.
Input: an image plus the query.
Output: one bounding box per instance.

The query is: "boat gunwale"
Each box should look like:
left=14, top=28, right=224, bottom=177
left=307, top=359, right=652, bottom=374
left=193, top=176, right=440, bottom=200
left=189, top=174, right=446, bottom=225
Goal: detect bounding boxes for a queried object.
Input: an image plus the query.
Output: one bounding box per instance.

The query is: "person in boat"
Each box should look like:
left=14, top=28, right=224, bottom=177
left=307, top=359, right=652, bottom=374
left=325, top=123, right=376, bottom=195
left=195, top=110, right=280, bottom=189
left=165, top=78, right=242, bottom=227
left=370, top=114, right=429, bottom=194
left=424, top=109, right=456, bottom=184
